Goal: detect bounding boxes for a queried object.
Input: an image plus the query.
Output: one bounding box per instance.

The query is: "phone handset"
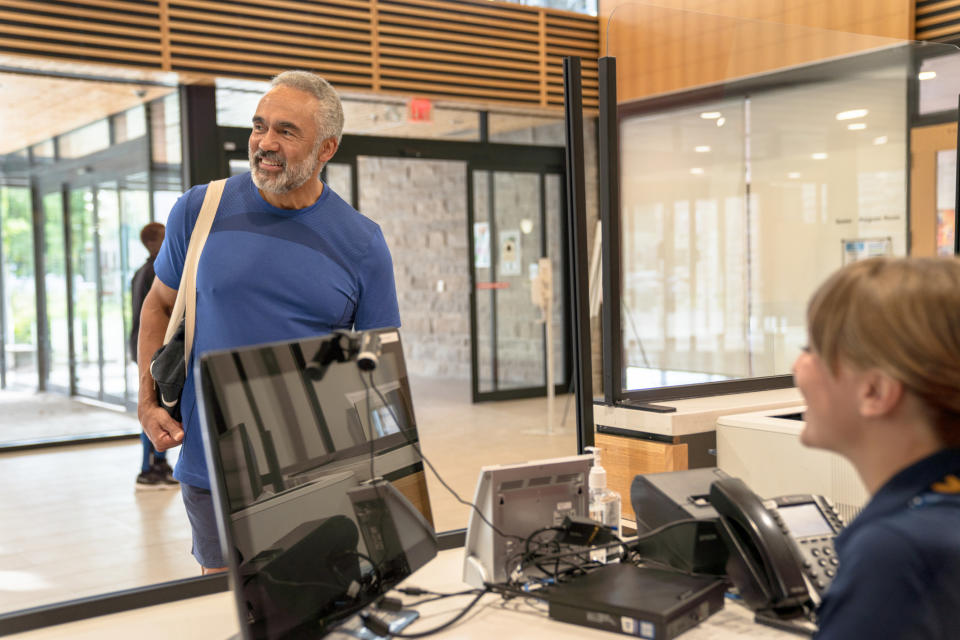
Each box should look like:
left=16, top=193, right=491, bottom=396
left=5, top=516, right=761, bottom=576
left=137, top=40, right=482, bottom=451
left=709, top=477, right=812, bottom=615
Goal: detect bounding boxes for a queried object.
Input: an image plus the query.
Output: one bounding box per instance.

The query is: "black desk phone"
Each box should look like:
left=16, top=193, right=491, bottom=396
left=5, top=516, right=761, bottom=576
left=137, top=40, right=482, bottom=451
left=708, top=477, right=846, bottom=617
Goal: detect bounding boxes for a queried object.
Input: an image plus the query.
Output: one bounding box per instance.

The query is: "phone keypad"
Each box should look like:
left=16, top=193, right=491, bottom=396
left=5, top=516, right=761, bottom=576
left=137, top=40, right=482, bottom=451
left=768, top=496, right=845, bottom=597
left=796, top=537, right=838, bottom=593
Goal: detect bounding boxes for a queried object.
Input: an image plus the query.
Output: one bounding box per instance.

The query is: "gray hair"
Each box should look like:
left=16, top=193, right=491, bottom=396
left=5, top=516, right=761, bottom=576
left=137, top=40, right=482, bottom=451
left=270, top=70, right=344, bottom=145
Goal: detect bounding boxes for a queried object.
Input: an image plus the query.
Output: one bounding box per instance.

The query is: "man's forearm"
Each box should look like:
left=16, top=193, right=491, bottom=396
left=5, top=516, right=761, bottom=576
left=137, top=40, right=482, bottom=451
left=137, top=294, right=172, bottom=415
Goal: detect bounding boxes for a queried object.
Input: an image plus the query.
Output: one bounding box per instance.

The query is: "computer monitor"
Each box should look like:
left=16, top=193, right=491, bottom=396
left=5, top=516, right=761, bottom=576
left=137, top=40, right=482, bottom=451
left=196, top=328, right=436, bottom=639
left=462, top=454, right=593, bottom=588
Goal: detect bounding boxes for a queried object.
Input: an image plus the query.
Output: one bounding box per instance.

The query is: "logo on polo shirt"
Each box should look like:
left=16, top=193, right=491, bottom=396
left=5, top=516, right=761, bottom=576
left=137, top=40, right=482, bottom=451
left=930, top=474, right=960, bottom=494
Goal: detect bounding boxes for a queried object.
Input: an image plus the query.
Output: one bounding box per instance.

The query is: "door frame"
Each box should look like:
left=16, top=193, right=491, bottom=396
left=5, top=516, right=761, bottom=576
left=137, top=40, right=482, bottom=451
left=466, top=164, right=570, bottom=403
left=910, top=122, right=957, bottom=256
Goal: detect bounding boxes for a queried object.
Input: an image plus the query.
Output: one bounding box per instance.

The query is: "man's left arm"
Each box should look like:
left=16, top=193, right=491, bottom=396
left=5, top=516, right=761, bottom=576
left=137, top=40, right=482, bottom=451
left=355, top=227, right=401, bottom=331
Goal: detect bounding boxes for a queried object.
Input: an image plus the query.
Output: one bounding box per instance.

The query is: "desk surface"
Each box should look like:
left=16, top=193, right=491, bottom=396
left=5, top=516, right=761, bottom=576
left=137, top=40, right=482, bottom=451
left=9, top=550, right=798, bottom=640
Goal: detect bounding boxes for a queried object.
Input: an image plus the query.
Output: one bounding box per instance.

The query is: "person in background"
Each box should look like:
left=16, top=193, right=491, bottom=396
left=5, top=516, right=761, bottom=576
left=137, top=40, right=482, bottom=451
left=130, top=222, right=177, bottom=489
left=793, top=256, right=960, bottom=639
left=136, top=71, right=401, bottom=574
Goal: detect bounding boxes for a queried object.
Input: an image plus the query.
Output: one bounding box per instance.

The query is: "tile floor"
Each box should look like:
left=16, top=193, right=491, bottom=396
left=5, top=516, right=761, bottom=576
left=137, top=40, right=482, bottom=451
left=0, top=376, right=577, bottom=616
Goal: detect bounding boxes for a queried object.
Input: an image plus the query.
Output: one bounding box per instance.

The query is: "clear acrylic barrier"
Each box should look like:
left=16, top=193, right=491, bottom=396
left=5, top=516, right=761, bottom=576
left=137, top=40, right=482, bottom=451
left=603, top=3, right=959, bottom=395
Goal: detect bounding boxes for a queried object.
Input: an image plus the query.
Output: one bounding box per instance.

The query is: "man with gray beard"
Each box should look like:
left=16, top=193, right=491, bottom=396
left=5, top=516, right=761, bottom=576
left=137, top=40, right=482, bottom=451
left=136, top=71, right=401, bottom=573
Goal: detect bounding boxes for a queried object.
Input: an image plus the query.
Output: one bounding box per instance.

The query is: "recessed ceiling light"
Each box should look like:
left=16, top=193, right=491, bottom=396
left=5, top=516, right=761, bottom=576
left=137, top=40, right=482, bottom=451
left=700, top=111, right=722, bottom=119
left=788, top=172, right=801, bottom=179
left=716, top=117, right=726, bottom=127
left=695, top=145, right=711, bottom=153
left=873, top=136, right=888, bottom=145
left=836, top=109, right=868, bottom=121
left=690, top=167, right=704, bottom=175
left=847, top=123, right=867, bottom=130
left=919, top=71, right=937, bottom=81
left=812, top=152, right=828, bottom=160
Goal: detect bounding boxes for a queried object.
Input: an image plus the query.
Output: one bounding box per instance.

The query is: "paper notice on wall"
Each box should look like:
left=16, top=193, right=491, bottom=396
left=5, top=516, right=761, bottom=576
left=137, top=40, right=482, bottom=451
left=842, top=237, right=893, bottom=265
left=499, top=230, right=521, bottom=276
left=474, top=222, right=490, bottom=269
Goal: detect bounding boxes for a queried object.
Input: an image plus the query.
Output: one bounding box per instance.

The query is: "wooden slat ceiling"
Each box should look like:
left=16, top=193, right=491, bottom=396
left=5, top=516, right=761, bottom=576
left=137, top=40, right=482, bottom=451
left=0, top=0, right=600, bottom=110
left=916, top=0, right=960, bottom=41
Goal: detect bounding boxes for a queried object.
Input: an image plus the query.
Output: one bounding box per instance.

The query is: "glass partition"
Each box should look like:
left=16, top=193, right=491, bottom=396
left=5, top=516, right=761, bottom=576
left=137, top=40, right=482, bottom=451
left=0, top=62, right=186, bottom=619
left=603, top=3, right=959, bottom=401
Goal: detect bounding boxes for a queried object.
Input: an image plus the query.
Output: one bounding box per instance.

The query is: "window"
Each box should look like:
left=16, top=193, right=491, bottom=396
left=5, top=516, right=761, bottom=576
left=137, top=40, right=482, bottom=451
left=614, top=51, right=911, bottom=399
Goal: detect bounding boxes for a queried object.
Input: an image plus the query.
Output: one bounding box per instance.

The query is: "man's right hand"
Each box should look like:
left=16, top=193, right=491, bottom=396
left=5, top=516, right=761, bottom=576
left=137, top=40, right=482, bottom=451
left=137, top=278, right=183, bottom=452
left=140, top=404, right=184, bottom=451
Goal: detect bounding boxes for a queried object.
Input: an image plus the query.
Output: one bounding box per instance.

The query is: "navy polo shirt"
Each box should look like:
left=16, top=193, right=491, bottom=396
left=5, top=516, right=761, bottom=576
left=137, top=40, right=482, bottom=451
left=814, top=448, right=960, bottom=639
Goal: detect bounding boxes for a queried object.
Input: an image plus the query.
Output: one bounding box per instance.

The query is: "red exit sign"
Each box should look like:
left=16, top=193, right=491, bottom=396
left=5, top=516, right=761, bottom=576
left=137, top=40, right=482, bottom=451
left=408, top=97, right=432, bottom=122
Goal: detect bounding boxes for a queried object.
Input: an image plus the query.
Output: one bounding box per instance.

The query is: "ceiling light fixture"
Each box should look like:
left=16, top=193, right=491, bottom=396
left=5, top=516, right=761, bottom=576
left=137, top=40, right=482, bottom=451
left=700, top=111, right=722, bottom=119
left=716, top=117, right=726, bottom=127
left=847, top=123, right=867, bottom=130
left=873, top=136, right=888, bottom=145
left=695, top=145, right=711, bottom=153
left=690, top=167, right=704, bottom=175
left=788, top=172, right=801, bottom=179
left=812, top=152, right=828, bottom=160
left=836, top=109, right=868, bottom=120
left=918, top=71, right=937, bottom=81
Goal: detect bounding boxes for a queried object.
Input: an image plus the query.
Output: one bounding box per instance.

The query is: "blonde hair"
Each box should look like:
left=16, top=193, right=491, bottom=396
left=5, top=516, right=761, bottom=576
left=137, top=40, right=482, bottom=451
left=807, top=256, right=960, bottom=446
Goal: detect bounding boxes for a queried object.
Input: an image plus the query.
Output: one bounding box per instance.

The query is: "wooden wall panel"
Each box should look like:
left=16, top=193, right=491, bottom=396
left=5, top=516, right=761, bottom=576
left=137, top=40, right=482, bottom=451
left=599, top=0, right=914, bottom=102
left=0, top=0, right=599, bottom=111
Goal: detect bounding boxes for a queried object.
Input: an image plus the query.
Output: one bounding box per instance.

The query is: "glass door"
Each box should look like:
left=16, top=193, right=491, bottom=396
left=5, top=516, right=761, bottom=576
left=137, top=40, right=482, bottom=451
left=68, top=179, right=146, bottom=405
left=122, top=178, right=151, bottom=406
left=97, top=182, right=128, bottom=403
left=470, top=169, right=567, bottom=401
left=69, top=185, right=99, bottom=398
left=1, top=183, right=37, bottom=389
left=40, top=188, right=71, bottom=393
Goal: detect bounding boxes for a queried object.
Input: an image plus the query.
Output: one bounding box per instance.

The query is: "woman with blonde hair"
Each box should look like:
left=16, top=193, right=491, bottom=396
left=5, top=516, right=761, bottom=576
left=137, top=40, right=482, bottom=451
left=793, top=256, right=960, bottom=639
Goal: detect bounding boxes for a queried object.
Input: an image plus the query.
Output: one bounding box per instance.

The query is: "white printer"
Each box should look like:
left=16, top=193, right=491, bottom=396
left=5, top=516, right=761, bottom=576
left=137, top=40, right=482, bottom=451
left=716, top=407, right=868, bottom=522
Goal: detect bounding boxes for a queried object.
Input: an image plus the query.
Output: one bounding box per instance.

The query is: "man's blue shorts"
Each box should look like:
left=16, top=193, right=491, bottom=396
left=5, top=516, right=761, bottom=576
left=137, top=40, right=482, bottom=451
left=180, top=482, right=225, bottom=569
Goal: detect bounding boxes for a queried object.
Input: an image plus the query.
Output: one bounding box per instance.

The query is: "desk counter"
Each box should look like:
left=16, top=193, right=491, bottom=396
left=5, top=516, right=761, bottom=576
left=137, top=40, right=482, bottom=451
left=8, top=550, right=798, bottom=640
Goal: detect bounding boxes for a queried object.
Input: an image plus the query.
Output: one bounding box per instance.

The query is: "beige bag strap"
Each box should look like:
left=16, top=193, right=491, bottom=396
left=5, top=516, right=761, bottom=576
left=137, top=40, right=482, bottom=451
left=162, top=178, right=227, bottom=375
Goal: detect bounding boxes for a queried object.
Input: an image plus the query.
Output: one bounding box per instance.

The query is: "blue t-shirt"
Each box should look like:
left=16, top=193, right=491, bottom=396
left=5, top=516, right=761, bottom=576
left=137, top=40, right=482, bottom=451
left=814, top=448, right=960, bottom=640
left=154, top=173, right=401, bottom=488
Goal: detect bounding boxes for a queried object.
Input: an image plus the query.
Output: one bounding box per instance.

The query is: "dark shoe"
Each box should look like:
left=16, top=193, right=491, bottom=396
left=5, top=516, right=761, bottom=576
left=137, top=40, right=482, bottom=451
left=136, top=468, right=167, bottom=490
left=153, top=460, right=179, bottom=486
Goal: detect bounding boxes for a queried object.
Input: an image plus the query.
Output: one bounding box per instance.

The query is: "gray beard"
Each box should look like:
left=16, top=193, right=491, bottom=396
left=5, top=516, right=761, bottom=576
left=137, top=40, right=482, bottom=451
left=249, top=151, right=319, bottom=195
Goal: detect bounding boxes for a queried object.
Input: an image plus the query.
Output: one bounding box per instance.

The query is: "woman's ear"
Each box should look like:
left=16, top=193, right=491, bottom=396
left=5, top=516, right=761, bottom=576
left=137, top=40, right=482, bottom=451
left=858, top=369, right=903, bottom=418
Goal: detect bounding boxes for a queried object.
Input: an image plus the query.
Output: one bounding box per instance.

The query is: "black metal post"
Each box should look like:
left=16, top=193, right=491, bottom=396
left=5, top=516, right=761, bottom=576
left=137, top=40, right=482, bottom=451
left=562, top=56, right=595, bottom=453
left=598, top=57, right=623, bottom=405
left=179, top=84, right=222, bottom=188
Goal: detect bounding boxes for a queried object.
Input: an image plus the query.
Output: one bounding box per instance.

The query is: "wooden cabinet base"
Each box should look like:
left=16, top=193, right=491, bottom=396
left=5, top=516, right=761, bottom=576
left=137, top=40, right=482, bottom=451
left=594, top=432, right=689, bottom=523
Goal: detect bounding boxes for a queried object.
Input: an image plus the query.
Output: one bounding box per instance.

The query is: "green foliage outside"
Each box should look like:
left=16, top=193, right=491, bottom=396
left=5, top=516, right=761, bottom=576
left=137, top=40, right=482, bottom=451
left=1, top=187, right=37, bottom=344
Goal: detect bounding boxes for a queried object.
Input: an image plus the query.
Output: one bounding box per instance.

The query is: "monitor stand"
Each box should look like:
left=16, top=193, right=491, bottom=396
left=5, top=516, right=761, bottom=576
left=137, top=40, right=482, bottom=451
left=330, top=608, right=419, bottom=639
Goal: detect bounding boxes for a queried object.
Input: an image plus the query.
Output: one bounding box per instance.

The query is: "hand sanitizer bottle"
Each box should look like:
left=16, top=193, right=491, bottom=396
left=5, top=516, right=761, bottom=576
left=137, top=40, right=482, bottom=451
left=586, top=446, right=621, bottom=563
